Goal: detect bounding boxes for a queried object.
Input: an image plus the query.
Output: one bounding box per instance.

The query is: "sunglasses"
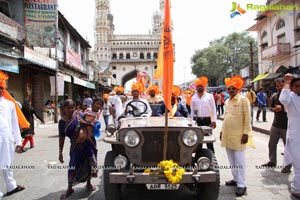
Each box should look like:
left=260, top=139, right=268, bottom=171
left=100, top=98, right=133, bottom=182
left=227, top=87, right=237, bottom=91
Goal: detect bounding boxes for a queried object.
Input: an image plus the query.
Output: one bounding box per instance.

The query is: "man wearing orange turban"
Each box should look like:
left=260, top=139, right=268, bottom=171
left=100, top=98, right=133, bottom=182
left=157, top=85, right=189, bottom=117
left=190, top=76, right=217, bottom=153
left=146, top=85, right=163, bottom=104
left=0, top=71, right=25, bottom=197
left=111, top=86, right=124, bottom=125
left=123, top=83, right=152, bottom=117
left=221, top=75, right=251, bottom=197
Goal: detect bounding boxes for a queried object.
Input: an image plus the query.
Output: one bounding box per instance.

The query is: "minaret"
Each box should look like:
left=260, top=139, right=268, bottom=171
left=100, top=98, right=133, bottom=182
left=152, top=0, right=172, bottom=35
left=93, top=0, right=113, bottom=70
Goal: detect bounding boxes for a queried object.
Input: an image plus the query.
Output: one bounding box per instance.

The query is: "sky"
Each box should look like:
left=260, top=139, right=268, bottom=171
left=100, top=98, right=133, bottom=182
left=58, top=0, right=263, bottom=85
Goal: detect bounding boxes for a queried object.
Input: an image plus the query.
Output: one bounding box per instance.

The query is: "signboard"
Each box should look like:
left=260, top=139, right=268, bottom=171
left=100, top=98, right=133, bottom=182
left=24, top=47, right=56, bottom=70
left=0, top=13, right=24, bottom=41
left=0, top=56, right=19, bottom=73
left=66, top=48, right=83, bottom=71
left=24, top=0, right=58, bottom=47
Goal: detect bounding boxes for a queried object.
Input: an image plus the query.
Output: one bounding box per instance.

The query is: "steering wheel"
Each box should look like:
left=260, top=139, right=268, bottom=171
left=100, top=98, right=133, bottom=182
left=125, top=100, right=148, bottom=117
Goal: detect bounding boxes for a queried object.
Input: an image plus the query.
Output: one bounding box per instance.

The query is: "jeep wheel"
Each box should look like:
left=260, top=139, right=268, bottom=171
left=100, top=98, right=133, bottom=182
left=195, top=149, right=220, bottom=200
left=103, top=151, right=122, bottom=200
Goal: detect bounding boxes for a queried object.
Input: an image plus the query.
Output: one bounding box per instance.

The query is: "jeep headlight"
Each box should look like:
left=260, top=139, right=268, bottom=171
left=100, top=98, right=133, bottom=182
left=182, top=130, right=198, bottom=147
left=114, top=155, right=128, bottom=169
left=197, top=157, right=211, bottom=170
left=124, top=130, right=140, bottom=147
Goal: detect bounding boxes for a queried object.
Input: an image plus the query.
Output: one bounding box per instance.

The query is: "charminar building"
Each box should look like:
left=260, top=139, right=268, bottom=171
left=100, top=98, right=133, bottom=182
left=93, top=0, right=171, bottom=89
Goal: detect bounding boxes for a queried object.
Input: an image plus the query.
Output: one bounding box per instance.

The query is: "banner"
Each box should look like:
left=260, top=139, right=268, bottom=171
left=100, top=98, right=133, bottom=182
left=24, top=0, right=58, bottom=47
left=162, top=0, right=174, bottom=112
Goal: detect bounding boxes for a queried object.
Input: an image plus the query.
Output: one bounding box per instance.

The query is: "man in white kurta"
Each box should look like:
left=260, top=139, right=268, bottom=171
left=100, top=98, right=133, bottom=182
left=0, top=87, right=24, bottom=198
left=279, top=74, right=300, bottom=198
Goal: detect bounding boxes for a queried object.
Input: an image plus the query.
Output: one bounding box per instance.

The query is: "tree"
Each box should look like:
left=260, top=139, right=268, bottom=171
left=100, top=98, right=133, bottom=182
left=191, top=32, right=258, bottom=86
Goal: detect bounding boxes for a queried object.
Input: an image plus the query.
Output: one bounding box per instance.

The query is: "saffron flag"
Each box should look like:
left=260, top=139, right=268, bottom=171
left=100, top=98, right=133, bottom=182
left=162, top=0, right=174, bottom=112
left=154, top=31, right=164, bottom=80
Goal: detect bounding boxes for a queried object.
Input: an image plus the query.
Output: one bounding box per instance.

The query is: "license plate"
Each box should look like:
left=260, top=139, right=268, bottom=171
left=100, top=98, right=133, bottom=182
left=146, top=184, right=180, bottom=190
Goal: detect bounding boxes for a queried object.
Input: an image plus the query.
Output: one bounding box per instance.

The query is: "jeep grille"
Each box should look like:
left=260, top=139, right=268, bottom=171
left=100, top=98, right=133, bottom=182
left=142, top=131, right=180, bottom=163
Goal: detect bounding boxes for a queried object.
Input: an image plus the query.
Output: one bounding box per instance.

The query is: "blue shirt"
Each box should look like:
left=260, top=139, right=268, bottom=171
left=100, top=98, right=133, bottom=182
left=256, top=92, right=267, bottom=106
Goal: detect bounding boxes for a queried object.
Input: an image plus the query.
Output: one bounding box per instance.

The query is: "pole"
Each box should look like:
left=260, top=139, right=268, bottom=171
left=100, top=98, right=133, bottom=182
left=54, top=6, right=59, bottom=123
left=163, top=106, right=168, bottom=160
left=249, top=42, right=254, bottom=87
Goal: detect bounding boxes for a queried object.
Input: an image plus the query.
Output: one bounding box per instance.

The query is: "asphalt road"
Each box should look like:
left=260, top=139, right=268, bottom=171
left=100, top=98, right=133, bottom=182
left=1, top=120, right=297, bottom=200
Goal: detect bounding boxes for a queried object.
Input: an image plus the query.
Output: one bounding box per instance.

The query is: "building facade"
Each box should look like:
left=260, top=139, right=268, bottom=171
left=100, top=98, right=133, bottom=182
left=248, top=0, right=300, bottom=89
left=94, top=0, right=169, bottom=89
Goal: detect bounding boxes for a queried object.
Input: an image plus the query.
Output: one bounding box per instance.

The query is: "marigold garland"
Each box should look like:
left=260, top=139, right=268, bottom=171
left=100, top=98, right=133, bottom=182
left=144, top=160, right=185, bottom=184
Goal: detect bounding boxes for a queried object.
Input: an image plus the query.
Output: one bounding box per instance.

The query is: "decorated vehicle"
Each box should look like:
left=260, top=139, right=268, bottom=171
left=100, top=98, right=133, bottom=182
left=103, top=109, right=220, bottom=200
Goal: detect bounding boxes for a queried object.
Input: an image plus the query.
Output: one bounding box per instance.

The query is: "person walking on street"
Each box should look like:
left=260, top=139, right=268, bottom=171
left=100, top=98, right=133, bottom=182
left=261, top=78, right=291, bottom=173
left=190, top=76, right=217, bottom=153
left=102, top=94, right=112, bottom=130
left=21, top=99, right=45, bottom=150
left=111, top=86, right=124, bottom=125
left=245, top=85, right=256, bottom=125
left=279, top=73, right=300, bottom=199
left=220, top=75, right=251, bottom=197
left=256, top=88, right=267, bottom=122
left=0, top=71, right=25, bottom=199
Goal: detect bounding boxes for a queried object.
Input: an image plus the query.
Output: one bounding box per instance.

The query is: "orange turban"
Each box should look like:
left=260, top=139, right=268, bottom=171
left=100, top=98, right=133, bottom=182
left=147, top=84, right=159, bottom=94
left=103, top=93, right=109, bottom=99
left=114, top=86, right=124, bottom=93
left=194, top=76, right=208, bottom=87
left=0, top=70, right=29, bottom=129
left=172, top=85, right=181, bottom=97
left=224, top=75, right=245, bottom=90
left=131, top=82, right=144, bottom=93
left=0, top=70, right=8, bottom=89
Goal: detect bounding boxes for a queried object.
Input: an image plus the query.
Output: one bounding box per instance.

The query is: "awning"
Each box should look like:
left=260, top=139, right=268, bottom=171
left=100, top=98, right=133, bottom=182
left=263, top=73, right=283, bottom=80
left=73, top=76, right=96, bottom=89
left=58, top=73, right=71, bottom=83
left=251, top=73, right=270, bottom=82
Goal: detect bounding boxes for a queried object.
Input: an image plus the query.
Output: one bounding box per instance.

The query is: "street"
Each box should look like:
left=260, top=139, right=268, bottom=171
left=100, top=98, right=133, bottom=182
left=1, top=118, right=297, bottom=200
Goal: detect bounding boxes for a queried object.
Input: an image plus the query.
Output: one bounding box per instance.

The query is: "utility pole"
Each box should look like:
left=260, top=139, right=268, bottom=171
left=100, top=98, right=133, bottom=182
left=249, top=42, right=254, bottom=87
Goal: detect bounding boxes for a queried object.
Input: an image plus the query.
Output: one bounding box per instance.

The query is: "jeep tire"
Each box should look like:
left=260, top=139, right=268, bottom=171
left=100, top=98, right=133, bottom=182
left=103, top=151, right=122, bottom=200
left=195, top=149, right=220, bottom=200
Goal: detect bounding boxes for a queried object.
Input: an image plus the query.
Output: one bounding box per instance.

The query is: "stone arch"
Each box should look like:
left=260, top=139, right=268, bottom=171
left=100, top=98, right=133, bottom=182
left=121, top=69, right=138, bottom=86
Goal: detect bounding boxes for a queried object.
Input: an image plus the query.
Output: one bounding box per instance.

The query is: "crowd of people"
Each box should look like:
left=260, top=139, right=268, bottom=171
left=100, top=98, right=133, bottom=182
left=0, top=68, right=299, bottom=199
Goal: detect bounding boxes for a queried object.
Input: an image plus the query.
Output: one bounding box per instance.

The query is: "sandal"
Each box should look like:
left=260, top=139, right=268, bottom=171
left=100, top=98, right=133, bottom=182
left=60, top=189, right=74, bottom=199
left=6, top=185, right=25, bottom=196
left=86, top=184, right=96, bottom=191
left=281, top=166, right=291, bottom=173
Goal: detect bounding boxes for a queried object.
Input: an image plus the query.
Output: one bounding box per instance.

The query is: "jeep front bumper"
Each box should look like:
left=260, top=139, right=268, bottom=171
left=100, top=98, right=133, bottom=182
left=109, top=171, right=217, bottom=184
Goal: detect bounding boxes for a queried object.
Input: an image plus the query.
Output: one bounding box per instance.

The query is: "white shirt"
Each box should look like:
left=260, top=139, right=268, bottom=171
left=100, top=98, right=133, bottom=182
left=110, top=95, right=123, bottom=119
left=0, top=96, right=21, bottom=168
left=190, top=92, right=217, bottom=122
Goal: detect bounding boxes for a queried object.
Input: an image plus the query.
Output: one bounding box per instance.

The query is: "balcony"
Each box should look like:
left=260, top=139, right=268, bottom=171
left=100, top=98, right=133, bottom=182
left=261, top=43, right=290, bottom=61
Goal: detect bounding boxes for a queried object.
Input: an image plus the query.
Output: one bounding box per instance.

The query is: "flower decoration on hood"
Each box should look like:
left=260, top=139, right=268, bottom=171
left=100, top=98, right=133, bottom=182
left=224, top=75, right=245, bottom=90
left=194, top=76, right=208, bottom=87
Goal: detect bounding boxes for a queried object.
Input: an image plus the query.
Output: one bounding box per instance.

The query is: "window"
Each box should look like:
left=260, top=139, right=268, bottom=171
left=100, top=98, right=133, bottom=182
left=112, top=53, right=117, bottom=59
left=119, top=53, right=124, bottom=59
left=277, top=34, right=286, bottom=43
left=153, top=53, right=158, bottom=59
left=126, top=53, right=130, bottom=59
left=140, top=53, right=144, bottom=59
left=147, top=53, right=151, bottom=59
left=276, top=19, right=285, bottom=30
left=260, top=31, right=268, bottom=48
left=112, top=66, right=116, bottom=70
left=0, top=1, right=11, bottom=18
